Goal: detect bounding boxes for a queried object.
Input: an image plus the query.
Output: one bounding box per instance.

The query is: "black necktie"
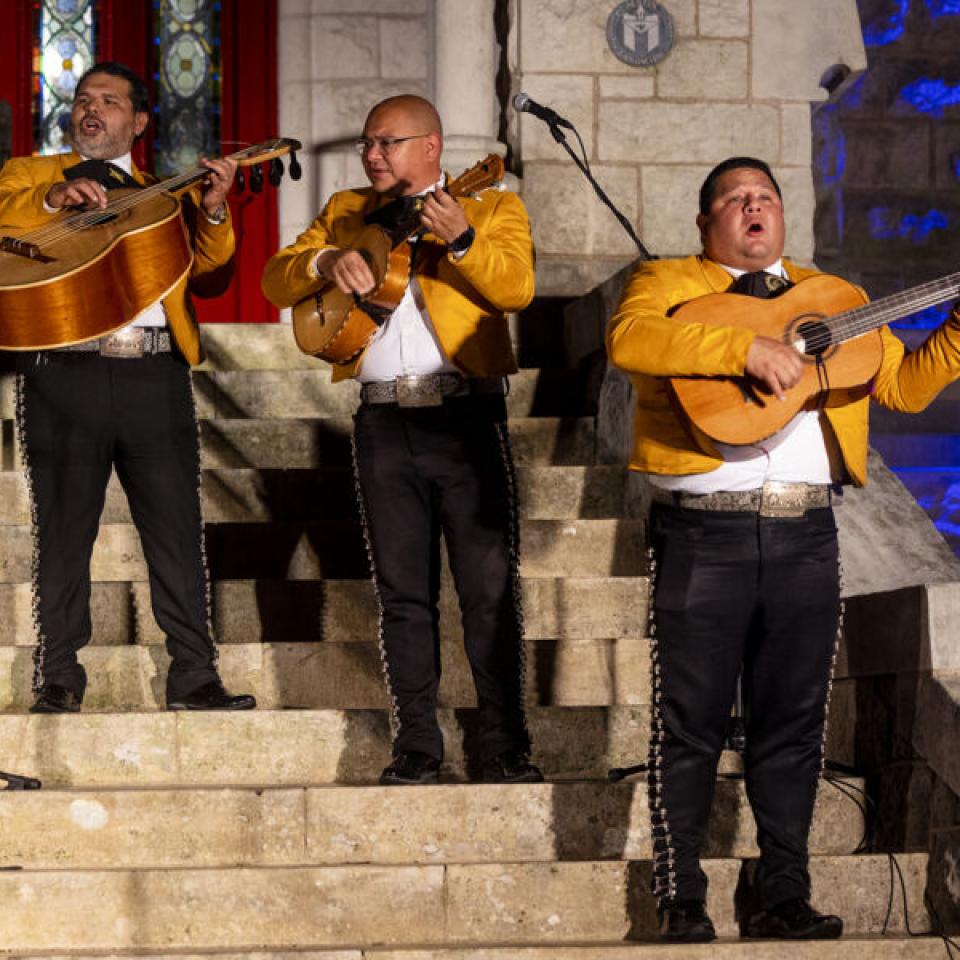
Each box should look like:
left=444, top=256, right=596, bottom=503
left=729, top=270, right=792, bottom=299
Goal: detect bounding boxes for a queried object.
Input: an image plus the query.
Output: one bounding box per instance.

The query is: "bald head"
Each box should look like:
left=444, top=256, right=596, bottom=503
left=360, top=94, right=444, bottom=196
left=365, top=95, right=443, bottom=137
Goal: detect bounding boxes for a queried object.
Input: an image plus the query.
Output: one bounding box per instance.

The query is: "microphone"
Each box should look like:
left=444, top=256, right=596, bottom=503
left=512, top=92, right=573, bottom=129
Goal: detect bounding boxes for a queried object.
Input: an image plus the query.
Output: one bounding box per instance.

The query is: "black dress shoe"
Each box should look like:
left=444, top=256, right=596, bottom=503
left=379, top=751, right=441, bottom=785
left=659, top=899, right=717, bottom=943
left=479, top=748, right=544, bottom=783
left=741, top=897, right=843, bottom=940
left=30, top=684, right=82, bottom=714
left=167, top=681, right=256, bottom=711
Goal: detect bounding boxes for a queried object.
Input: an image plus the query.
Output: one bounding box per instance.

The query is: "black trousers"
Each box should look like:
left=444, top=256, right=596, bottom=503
left=16, top=350, right=219, bottom=702
left=647, top=503, right=840, bottom=909
left=353, top=393, right=529, bottom=762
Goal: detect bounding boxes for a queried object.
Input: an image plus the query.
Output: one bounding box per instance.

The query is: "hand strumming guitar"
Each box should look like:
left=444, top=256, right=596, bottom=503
left=745, top=335, right=804, bottom=401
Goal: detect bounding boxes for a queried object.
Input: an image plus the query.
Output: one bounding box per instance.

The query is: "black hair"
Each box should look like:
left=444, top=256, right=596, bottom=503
left=76, top=61, right=151, bottom=116
left=699, top=157, right=782, bottom=215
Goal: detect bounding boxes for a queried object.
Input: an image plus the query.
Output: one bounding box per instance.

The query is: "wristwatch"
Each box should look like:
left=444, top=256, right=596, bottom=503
left=448, top=225, right=475, bottom=256
left=204, top=203, right=228, bottom=225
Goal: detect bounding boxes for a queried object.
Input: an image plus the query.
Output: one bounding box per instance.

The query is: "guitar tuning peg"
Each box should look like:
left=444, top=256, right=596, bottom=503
left=236, top=168, right=245, bottom=192
left=268, top=156, right=284, bottom=187
left=289, top=151, right=302, bottom=181
left=249, top=163, right=263, bottom=193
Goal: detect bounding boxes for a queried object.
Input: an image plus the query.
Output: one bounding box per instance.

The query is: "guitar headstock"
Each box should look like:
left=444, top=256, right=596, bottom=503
left=448, top=154, right=505, bottom=198
left=225, top=137, right=303, bottom=192
left=227, top=138, right=302, bottom=167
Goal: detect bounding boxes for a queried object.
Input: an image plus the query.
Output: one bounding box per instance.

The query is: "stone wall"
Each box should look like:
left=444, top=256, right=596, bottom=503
left=510, top=0, right=866, bottom=295
left=276, top=0, right=867, bottom=300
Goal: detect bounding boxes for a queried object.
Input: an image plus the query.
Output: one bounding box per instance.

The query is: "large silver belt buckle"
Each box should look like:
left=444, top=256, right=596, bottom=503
left=395, top=374, right=444, bottom=408
left=759, top=482, right=809, bottom=519
left=100, top=327, right=145, bottom=359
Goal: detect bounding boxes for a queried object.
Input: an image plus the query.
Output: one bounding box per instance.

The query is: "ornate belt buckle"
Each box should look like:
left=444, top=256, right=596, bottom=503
left=100, top=327, right=145, bottom=359
left=759, top=482, right=807, bottom=519
left=395, top=374, right=444, bottom=407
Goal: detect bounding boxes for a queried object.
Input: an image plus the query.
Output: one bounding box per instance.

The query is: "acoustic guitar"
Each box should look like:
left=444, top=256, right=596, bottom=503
left=0, top=138, right=300, bottom=350
left=292, top=154, right=506, bottom=365
left=669, top=271, right=960, bottom=445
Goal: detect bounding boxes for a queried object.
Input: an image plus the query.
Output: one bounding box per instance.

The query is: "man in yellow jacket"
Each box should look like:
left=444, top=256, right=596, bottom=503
left=263, top=94, right=540, bottom=786
left=0, top=62, right=255, bottom=713
left=607, top=156, right=960, bottom=943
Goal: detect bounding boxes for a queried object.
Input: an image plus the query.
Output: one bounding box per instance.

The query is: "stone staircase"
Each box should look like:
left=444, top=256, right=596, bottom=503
left=0, top=326, right=949, bottom=957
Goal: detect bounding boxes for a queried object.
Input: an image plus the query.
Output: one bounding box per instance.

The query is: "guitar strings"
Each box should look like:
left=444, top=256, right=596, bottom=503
left=800, top=275, right=960, bottom=353
left=2, top=141, right=283, bottom=251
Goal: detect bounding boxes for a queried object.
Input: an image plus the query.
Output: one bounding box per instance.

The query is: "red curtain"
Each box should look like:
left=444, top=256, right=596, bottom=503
left=0, top=0, right=280, bottom=323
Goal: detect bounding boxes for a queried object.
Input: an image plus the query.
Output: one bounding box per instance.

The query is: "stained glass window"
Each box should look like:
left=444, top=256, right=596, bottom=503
left=153, top=0, right=221, bottom=177
left=33, top=0, right=96, bottom=154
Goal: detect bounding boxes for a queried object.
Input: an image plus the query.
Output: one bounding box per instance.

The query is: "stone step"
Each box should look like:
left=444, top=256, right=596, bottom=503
left=0, top=416, right=597, bottom=471
left=0, top=779, right=863, bottom=870
left=0, top=855, right=928, bottom=952
left=0, top=368, right=594, bottom=422
left=3, top=940, right=947, bottom=960
left=0, top=639, right=651, bottom=711
left=0, top=518, right=646, bottom=583
left=0, top=576, right=648, bottom=647
left=0, top=706, right=860, bottom=789
left=0, top=465, right=634, bottom=525
left=0, top=707, right=650, bottom=786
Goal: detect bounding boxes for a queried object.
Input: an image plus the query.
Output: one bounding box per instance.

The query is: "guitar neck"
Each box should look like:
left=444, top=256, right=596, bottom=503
left=832, top=271, right=960, bottom=343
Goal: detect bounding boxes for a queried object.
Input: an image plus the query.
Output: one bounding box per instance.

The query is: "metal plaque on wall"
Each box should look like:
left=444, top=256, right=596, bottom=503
left=607, top=0, right=675, bottom=67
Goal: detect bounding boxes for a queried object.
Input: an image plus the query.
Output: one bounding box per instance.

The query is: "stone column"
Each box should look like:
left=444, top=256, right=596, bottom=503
left=433, top=0, right=506, bottom=173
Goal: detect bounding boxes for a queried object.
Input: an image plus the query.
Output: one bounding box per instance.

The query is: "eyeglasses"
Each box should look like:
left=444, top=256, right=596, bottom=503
left=353, top=134, right=430, bottom=156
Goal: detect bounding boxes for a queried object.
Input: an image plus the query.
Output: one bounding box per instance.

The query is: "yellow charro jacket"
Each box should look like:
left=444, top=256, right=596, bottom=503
left=261, top=181, right=535, bottom=382
left=0, top=151, right=235, bottom=365
left=607, top=255, right=960, bottom=486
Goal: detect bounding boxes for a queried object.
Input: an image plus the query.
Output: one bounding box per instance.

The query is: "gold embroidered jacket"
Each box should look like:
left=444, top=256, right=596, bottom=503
left=0, top=151, right=235, bottom=366
left=607, top=255, right=960, bottom=486
left=261, top=183, right=535, bottom=382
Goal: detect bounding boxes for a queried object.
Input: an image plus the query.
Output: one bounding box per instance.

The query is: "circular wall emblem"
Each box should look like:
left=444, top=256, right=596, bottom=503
left=607, top=0, right=675, bottom=67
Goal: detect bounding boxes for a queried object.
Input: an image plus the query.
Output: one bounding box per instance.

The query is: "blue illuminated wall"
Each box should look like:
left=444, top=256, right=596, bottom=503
left=813, top=0, right=960, bottom=553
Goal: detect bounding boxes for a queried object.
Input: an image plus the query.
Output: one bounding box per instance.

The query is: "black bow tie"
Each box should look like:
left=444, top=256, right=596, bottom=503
left=65, top=158, right=141, bottom=190
left=729, top=270, right=792, bottom=299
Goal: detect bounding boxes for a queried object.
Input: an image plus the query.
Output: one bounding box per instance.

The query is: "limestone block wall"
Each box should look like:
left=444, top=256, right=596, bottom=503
left=276, top=0, right=432, bottom=252
left=276, top=1, right=867, bottom=300
left=510, top=0, right=867, bottom=295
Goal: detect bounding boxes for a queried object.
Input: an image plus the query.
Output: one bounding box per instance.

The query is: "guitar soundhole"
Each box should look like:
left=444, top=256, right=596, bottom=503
left=793, top=318, right=833, bottom=358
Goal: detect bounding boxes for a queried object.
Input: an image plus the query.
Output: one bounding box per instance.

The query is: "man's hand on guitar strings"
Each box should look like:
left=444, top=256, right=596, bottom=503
left=419, top=188, right=469, bottom=245
left=198, top=156, right=238, bottom=216
left=45, top=178, right=109, bottom=211
left=745, top=335, right=804, bottom=401
left=316, top=249, right=377, bottom=297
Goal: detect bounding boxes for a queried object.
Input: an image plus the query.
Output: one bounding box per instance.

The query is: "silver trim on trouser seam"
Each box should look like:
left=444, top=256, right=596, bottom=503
left=351, top=433, right=398, bottom=739
left=645, top=543, right=678, bottom=904
left=188, top=374, right=217, bottom=667
left=493, top=419, right=530, bottom=741
left=15, top=374, right=47, bottom=692
left=817, top=556, right=845, bottom=789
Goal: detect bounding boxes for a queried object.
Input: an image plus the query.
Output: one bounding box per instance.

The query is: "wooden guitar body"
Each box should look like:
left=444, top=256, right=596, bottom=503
left=0, top=137, right=300, bottom=350
left=670, top=274, right=882, bottom=445
left=292, top=225, right=410, bottom=364
left=0, top=190, right=191, bottom=350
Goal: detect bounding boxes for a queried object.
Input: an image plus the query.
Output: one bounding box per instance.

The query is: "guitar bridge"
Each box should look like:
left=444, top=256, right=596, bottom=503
left=0, top=236, right=53, bottom=262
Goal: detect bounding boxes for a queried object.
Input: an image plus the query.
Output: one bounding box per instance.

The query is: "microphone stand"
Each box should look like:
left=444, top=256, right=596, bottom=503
left=542, top=120, right=653, bottom=260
